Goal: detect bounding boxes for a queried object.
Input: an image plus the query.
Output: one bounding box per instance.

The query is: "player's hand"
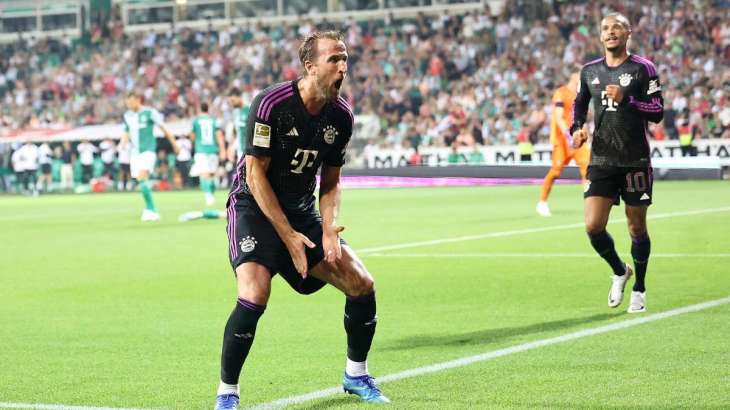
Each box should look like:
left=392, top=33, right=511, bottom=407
left=323, top=224, right=345, bottom=264
left=605, top=85, right=624, bottom=103
left=572, top=125, right=588, bottom=149
left=284, top=231, right=316, bottom=277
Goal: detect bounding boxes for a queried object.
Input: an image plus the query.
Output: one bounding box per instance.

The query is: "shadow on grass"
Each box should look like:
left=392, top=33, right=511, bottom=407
left=383, top=311, right=625, bottom=351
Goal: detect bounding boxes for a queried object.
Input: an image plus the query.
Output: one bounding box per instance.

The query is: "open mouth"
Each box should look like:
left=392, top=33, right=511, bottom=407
left=334, top=78, right=343, bottom=90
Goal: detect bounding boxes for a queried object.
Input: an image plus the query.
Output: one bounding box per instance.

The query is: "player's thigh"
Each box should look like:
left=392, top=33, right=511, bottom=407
left=234, top=262, right=272, bottom=305
left=584, top=166, right=620, bottom=233
left=228, top=199, right=284, bottom=294
left=310, top=245, right=374, bottom=297
left=551, top=145, right=570, bottom=169
left=131, top=152, right=155, bottom=180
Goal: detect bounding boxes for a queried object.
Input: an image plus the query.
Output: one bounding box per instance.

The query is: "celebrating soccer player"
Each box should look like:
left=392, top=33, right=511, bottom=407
left=571, top=13, right=663, bottom=313
left=537, top=71, right=590, bottom=216
left=214, top=31, right=389, bottom=410
left=121, top=91, right=179, bottom=221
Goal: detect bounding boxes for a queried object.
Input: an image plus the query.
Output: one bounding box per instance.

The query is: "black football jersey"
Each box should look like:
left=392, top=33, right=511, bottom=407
left=229, top=80, right=353, bottom=216
left=571, top=54, right=664, bottom=167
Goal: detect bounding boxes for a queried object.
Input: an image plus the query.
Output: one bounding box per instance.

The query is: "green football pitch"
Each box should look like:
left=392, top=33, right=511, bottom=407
left=1, top=180, right=729, bottom=409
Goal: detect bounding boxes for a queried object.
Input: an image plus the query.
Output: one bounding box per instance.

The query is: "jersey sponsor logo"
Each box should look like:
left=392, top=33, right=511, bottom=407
left=591, top=77, right=600, bottom=85
left=286, top=127, right=299, bottom=136
left=240, top=236, right=257, bottom=253
left=253, top=122, right=271, bottom=148
left=640, top=193, right=650, bottom=200
left=323, top=125, right=338, bottom=144
left=619, top=73, right=632, bottom=87
left=290, top=149, right=318, bottom=174
left=647, top=79, right=661, bottom=95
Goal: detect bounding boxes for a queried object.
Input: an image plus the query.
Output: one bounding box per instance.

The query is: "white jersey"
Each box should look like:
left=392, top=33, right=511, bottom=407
left=176, top=137, right=192, bottom=162
left=21, top=144, right=39, bottom=170
left=11, top=149, right=25, bottom=172
left=38, top=143, right=53, bottom=165
left=100, top=140, right=116, bottom=164
left=77, top=142, right=97, bottom=165
left=117, top=142, right=131, bottom=164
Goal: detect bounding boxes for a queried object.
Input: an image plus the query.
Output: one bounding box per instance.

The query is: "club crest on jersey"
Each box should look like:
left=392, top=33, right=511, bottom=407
left=240, top=236, right=257, bottom=253
left=647, top=79, right=661, bottom=95
left=253, top=122, right=271, bottom=148
left=322, top=125, right=338, bottom=145
left=619, top=73, right=632, bottom=87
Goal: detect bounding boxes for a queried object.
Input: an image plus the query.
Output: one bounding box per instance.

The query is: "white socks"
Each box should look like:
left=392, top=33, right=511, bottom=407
left=346, top=358, right=368, bottom=377
left=217, top=381, right=239, bottom=396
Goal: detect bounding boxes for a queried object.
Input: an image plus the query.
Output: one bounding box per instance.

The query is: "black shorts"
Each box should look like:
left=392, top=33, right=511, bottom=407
left=119, top=163, right=130, bottom=173
left=227, top=196, right=338, bottom=294
left=584, top=166, right=653, bottom=206
left=41, top=163, right=52, bottom=174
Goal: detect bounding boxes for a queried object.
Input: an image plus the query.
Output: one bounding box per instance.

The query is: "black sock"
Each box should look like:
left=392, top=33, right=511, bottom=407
left=220, top=298, right=265, bottom=385
left=344, top=292, right=377, bottom=363
left=631, top=233, right=651, bottom=292
left=588, top=230, right=626, bottom=276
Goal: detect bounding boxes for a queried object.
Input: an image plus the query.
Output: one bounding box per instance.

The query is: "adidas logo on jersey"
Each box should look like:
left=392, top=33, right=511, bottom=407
left=640, top=193, right=650, bottom=200
left=591, top=77, right=600, bottom=85
left=286, top=127, right=299, bottom=136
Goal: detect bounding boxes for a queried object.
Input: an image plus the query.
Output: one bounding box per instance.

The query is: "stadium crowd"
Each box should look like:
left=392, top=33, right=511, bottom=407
left=1, top=0, right=729, bottom=192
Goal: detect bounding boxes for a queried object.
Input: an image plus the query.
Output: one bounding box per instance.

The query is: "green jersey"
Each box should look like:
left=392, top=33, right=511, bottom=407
left=123, top=107, right=164, bottom=155
left=192, top=114, right=221, bottom=154
left=232, top=106, right=250, bottom=154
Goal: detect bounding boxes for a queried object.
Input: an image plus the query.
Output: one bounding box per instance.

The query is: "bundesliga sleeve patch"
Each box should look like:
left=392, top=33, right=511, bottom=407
left=647, top=79, right=661, bottom=95
left=253, top=122, right=271, bottom=148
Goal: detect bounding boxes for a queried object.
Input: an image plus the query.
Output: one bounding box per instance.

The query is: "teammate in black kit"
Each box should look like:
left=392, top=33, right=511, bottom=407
left=571, top=13, right=663, bottom=314
left=213, top=31, right=389, bottom=410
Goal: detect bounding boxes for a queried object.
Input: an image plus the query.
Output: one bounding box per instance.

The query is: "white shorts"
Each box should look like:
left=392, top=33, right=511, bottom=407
left=130, top=151, right=157, bottom=179
left=190, top=153, right=220, bottom=177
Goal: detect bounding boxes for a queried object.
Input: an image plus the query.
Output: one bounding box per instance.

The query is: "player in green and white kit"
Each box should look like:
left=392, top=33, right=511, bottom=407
left=189, top=102, right=226, bottom=206
left=121, top=91, right=179, bottom=221
left=228, top=87, right=250, bottom=160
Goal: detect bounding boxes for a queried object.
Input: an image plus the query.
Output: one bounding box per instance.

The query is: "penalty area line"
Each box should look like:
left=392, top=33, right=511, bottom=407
left=248, top=295, right=730, bottom=410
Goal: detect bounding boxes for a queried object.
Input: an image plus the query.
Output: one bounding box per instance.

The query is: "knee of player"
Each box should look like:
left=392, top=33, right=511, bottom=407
left=585, top=223, right=605, bottom=236
left=347, top=275, right=374, bottom=297
left=627, top=224, right=648, bottom=238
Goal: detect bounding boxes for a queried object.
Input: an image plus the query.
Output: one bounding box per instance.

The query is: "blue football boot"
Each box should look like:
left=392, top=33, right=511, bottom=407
left=343, top=373, right=391, bottom=403
left=214, top=393, right=239, bottom=410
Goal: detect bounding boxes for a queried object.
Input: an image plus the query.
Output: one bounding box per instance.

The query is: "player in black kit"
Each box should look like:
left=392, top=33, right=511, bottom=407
left=571, top=13, right=663, bottom=314
left=213, top=31, right=389, bottom=410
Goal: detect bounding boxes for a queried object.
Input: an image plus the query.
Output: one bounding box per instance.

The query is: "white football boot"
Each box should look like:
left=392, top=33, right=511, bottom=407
left=608, top=264, right=633, bottom=308
left=627, top=291, right=646, bottom=313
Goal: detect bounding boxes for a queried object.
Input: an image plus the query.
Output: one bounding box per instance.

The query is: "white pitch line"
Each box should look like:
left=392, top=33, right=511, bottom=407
left=363, top=252, right=730, bottom=258
left=248, top=295, right=730, bottom=410
left=0, top=404, right=155, bottom=410
left=357, top=206, right=730, bottom=254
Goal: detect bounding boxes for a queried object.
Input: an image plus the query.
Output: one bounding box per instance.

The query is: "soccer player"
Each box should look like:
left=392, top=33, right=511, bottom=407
left=215, top=31, right=389, bottom=410
left=189, top=102, right=226, bottom=206
left=228, top=87, right=250, bottom=161
left=121, top=91, right=179, bottom=221
left=571, top=13, right=663, bottom=313
left=537, top=72, right=590, bottom=216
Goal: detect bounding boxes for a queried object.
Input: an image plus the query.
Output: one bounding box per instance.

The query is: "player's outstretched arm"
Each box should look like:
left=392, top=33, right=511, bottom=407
left=246, top=154, right=314, bottom=276
left=320, top=165, right=345, bottom=263
left=159, top=124, right=179, bottom=154
left=216, top=129, right=226, bottom=161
